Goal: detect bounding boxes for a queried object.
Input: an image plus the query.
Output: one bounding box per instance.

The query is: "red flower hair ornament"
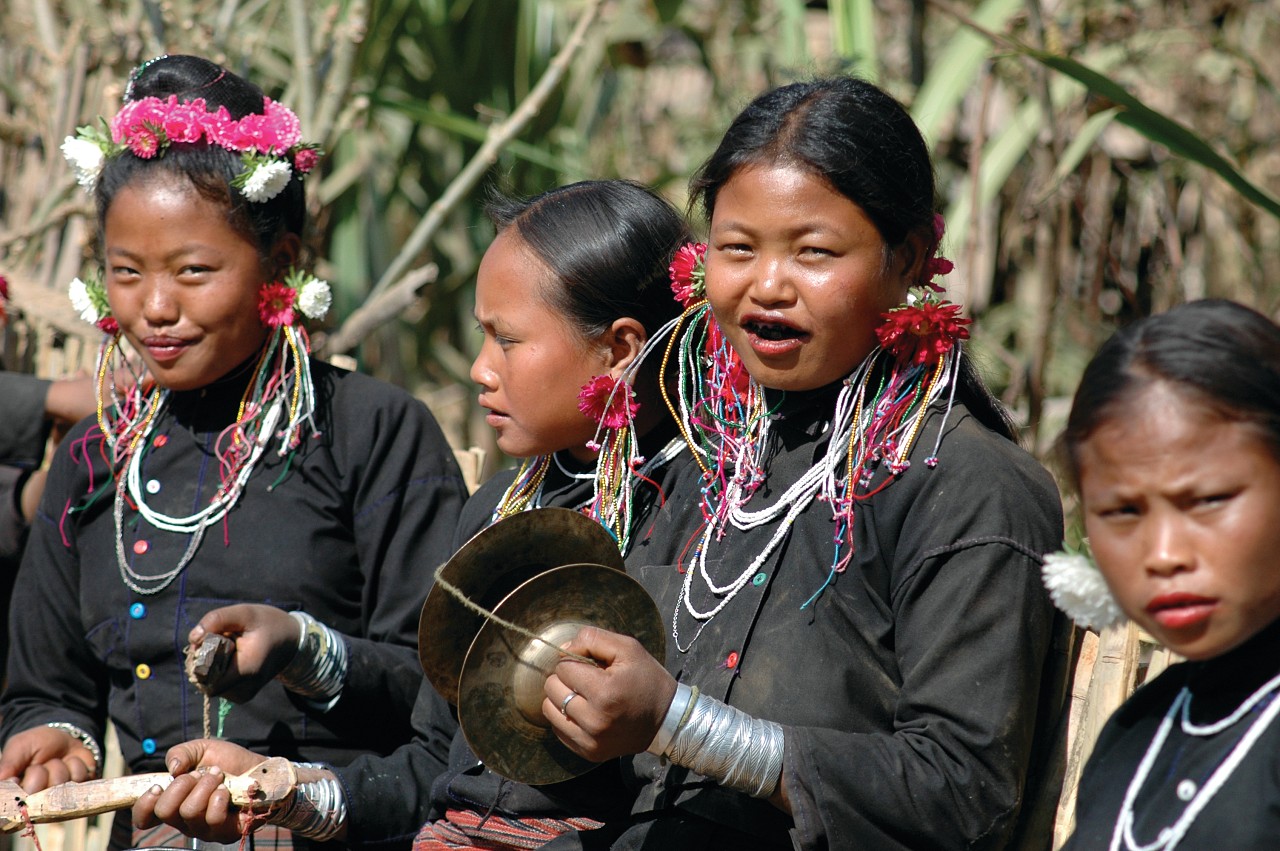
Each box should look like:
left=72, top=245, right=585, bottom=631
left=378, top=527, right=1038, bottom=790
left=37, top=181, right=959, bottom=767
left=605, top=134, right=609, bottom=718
left=669, top=242, right=707, bottom=308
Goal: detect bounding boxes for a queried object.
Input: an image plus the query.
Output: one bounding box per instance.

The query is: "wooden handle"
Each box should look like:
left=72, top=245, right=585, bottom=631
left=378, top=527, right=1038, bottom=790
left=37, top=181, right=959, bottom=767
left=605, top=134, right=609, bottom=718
left=0, top=757, right=298, bottom=834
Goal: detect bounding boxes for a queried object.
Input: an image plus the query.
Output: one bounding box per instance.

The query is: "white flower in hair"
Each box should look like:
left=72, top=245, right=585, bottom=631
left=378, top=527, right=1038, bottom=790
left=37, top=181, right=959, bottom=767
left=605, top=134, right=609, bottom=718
left=1041, top=550, right=1126, bottom=630
left=62, top=136, right=106, bottom=192
left=241, top=160, right=293, bottom=203
left=68, top=277, right=101, bottom=324
left=298, top=277, right=332, bottom=320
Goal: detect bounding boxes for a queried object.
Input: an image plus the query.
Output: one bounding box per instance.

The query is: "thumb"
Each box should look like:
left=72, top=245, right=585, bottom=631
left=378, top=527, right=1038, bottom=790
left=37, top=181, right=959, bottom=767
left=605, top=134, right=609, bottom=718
left=165, top=740, right=215, bottom=775
left=197, top=604, right=251, bottom=638
left=560, top=625, right=631, bottom=666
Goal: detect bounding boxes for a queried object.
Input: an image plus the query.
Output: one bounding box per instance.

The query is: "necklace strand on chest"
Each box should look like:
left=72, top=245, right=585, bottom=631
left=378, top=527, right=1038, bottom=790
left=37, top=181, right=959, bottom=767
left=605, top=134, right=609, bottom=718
left=115, top=399, right=284, bottom=595
left=1110, top=669, right=1280, bottom=851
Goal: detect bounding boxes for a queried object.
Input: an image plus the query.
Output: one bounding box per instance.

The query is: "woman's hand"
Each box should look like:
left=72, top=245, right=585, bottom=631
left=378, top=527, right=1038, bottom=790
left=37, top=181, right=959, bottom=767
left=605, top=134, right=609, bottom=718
left=132, top=740, right=266, bottom=843
left=542, top=625, right=676, bottom=762
left=0, top=726, right=96, bottom=792
left=188, top=605, right=300, bottom=702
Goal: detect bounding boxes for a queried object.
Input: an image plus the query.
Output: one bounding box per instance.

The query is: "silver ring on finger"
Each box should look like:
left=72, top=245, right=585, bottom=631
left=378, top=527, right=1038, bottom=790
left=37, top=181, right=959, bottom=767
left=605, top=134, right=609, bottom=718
left=560, top=690, right=579, bottom=716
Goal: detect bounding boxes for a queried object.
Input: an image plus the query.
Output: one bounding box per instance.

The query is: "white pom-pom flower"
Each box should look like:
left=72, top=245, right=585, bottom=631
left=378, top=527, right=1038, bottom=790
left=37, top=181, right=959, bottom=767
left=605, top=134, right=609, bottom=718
left=298, top=277, right=332, bottom=320
left=68, top=277, right=101, bottom=324
left=240, top=160, right=293, bottom=203
left=62, top=136, right=105, bottom=192
left=1041, top=550, right=1126, bottom=630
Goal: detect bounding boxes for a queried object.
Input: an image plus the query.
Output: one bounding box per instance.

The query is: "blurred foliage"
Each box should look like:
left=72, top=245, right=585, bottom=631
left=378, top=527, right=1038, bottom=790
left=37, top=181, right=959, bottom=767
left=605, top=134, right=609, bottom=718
left=2, top=0, right=1278, bottom=468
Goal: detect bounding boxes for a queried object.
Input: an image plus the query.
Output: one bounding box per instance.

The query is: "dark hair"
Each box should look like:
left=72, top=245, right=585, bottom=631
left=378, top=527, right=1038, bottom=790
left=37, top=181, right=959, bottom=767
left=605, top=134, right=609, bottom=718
left=689, top=76, right=1015, bottom=440
left=486, top=180, right=692, bottom=341
left=94, top=55, right=306, bottom=259
left=1062, top=299, right=1280, bottom=487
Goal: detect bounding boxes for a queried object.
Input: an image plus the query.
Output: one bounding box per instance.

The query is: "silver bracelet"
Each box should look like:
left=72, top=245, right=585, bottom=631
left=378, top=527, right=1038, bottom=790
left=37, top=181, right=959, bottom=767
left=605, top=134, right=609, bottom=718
left=661, top=693, right=784, bottom=799
left=647, top=682, right=697, bottom=756
left=267, top=762, right=347, bottom=841
left=276, top=611, right=348, bottom=705
left=44, top=722, right=103, bottom=773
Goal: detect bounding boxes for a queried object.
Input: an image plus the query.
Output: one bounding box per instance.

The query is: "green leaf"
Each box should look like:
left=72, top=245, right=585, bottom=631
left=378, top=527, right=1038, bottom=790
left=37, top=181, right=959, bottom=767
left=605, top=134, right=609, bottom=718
left=1021, top=48, right=1280, bottom=220
left=1042, top=107, right=1121, bottom=200
left=912, top=0, right=1022, bottom=145
left=829, top=0, right=878, bottom=83
left=377, top=94, right=569, bottom=172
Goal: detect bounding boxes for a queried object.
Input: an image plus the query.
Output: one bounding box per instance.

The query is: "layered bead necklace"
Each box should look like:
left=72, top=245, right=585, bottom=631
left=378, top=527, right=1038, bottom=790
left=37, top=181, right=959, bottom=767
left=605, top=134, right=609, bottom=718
left=662, top=301, right=962, bottom=651
left=98, top=325, right=319, bottom=595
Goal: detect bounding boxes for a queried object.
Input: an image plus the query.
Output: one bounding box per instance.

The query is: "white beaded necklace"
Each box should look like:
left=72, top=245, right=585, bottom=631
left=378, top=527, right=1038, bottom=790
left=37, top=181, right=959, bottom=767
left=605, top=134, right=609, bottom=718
left=1110, top=669, right=1280, bottom=851
left=115, top=398, right=284, bottom=595
left=674, top=351, right=953, bottom=652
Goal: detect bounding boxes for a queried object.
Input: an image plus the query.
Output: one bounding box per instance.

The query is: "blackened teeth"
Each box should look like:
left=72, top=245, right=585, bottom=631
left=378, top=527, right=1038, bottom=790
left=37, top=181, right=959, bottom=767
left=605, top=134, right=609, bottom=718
left=746, top=321, right=803, bottom=341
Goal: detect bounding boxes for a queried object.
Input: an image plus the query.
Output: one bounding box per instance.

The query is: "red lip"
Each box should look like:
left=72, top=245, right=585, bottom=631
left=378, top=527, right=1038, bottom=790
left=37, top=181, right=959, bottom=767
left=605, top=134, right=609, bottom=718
left=1146, top=592, right=1218, bottom=630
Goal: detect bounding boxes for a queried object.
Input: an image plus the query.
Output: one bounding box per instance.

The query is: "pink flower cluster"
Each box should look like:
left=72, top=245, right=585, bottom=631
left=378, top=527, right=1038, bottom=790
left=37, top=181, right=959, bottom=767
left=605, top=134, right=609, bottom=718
left=669, top=242, right=707, bottom=308
left=111, top=95, right=304, bottom=160
left=577, top=375, right=639, bottom=429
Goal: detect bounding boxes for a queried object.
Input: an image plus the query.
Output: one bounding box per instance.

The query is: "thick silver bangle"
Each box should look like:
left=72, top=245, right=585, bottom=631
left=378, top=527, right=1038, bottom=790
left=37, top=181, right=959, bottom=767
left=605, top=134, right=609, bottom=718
left=267, top=762, right=347, bottom=841
left=44, top=722, right=103, bottom=773
left=276, top=611, right=348, bottom=705
left=661, top=693, right=784, bottom=799
left=647, top=682, right=697, bottom=756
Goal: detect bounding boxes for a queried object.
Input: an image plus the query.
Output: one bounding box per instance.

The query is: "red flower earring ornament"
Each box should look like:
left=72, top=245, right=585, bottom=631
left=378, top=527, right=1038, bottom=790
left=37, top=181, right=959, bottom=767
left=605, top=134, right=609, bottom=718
left=875, top=214, right=971, bottom=366
left=577, top=375, right=640, bottom=432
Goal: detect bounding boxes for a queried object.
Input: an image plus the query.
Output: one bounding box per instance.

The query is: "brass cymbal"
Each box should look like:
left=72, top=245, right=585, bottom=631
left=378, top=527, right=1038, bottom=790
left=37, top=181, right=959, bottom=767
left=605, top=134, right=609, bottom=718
left=457, top=563, right=666, bottom=786
left=418, top=507, right=625, bottom=704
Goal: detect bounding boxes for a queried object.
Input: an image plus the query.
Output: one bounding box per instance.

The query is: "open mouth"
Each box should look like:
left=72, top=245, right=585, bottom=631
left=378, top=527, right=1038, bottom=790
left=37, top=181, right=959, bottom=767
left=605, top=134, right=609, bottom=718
left=744, top=319, right=806, bottom=342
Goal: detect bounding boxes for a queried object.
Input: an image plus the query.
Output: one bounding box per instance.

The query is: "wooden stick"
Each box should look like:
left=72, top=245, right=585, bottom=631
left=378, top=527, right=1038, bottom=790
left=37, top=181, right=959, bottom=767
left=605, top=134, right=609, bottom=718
left=0, top=757, right=297, bottom=834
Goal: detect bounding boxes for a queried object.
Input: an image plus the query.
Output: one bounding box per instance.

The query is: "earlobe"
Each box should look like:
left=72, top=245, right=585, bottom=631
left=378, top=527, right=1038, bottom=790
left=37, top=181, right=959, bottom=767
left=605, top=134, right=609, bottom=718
left=897, top=231, right=932, bottom=286
left=606, top=317, right=646, bottom=379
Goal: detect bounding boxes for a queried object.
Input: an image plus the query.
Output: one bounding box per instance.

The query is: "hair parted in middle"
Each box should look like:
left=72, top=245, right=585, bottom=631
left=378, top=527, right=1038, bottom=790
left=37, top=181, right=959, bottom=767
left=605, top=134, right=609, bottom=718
left=1061, top=298, right=1280, bottom=488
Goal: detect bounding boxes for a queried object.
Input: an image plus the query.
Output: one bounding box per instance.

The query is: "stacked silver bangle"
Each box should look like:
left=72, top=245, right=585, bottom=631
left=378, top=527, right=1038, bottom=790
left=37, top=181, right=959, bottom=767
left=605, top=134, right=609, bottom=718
left=276, top=611, right=347, bottom=705
left=44, top=722, right=103, bottom=773
left=268, top=762, right=347, bottom=841
left=646, top=683, right=784, bottom=799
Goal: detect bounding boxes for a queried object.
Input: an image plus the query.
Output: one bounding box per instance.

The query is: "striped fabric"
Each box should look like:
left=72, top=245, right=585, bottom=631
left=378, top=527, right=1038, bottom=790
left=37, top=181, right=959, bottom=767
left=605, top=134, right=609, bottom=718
left=412, top=808, right=603, bottom=851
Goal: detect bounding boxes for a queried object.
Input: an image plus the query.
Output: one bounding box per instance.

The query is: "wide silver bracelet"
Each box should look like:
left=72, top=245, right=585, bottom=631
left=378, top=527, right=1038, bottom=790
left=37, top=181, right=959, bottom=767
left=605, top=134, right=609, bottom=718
left=44, top=722, right=102, bottom=774
left=267, top=762, right=347, bottom=841
left=276, top=611, right=348, bottom=706
left=657, top=692, right=784, bottom=799
left=647, top=682, right=698, bottom=756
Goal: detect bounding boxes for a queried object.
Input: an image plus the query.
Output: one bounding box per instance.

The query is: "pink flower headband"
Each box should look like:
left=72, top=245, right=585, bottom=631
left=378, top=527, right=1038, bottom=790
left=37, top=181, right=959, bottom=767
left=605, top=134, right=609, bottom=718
left=62, top=93, right=321, bottom=203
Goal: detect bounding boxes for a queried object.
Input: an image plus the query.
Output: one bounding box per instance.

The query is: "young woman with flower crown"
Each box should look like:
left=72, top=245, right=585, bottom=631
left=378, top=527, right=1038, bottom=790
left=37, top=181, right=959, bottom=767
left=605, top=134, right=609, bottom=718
left=530, top=77, right=1070, bottom=851
left=129, top=180, right=694, bottom=850
left=1042, top=299, right=1280, bottom=851
left=0, top=54, right=467, bottom=847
